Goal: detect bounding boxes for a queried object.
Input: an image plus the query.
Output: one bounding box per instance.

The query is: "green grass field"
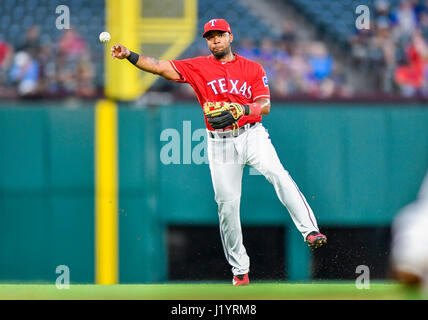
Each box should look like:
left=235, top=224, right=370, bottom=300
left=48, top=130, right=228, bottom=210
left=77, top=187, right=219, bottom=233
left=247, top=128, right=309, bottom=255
left=0, top=281, right=424, bottom=300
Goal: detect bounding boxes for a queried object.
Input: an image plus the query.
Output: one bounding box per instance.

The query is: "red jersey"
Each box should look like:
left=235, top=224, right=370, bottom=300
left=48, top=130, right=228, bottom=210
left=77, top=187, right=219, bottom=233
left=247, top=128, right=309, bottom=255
left=169, top=53, right=270, bottom=130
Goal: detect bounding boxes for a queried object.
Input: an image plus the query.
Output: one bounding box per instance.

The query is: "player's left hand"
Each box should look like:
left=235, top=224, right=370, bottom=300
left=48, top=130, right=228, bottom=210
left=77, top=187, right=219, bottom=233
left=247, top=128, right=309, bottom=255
left=204, top=102, right=246, bottom=129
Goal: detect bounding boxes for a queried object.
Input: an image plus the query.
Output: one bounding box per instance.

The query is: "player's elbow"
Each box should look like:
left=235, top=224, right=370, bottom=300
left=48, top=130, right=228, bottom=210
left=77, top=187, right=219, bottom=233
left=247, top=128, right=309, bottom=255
left=261, top=104, right=271, bottom=115
left=255, top=98, right=270, bottom=115
left=158, top=60, right=181, bottom=81
left=159, top=69, right=179, bottom=81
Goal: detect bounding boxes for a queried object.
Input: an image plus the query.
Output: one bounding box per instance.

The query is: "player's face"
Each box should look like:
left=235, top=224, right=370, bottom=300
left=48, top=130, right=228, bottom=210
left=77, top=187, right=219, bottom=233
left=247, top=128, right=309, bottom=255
left=205, top=31, right=233, bottom=59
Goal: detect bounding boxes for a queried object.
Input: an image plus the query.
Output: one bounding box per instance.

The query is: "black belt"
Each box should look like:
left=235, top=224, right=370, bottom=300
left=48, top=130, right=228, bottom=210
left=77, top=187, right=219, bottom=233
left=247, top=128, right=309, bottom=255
left=208, top=122, right=257, bottom=139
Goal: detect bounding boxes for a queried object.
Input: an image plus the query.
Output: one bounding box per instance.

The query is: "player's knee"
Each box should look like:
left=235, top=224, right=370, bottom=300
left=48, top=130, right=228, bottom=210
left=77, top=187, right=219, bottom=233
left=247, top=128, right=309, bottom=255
left=214, top=185, right=241, bottom=203
left=263, top=167, right=289, bottom=185
left=216, top=197, right=240, bottom=216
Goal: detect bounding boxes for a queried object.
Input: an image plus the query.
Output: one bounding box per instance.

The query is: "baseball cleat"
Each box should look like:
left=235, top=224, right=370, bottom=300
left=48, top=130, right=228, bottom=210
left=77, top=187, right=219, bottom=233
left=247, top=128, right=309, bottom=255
left=232, top=273, right=249, bottom=286
left=306, top=231, right=327, bottom=249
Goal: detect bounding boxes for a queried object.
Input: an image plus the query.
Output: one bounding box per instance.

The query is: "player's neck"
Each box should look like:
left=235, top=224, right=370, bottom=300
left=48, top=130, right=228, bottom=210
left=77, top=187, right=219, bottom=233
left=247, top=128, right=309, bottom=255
left=213, top=51, right=235, bottom=63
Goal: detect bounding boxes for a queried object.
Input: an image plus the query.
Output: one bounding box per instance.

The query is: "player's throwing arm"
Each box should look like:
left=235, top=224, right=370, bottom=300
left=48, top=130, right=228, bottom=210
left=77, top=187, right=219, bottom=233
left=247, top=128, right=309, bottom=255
left=111, top=44, right=181, bottom=81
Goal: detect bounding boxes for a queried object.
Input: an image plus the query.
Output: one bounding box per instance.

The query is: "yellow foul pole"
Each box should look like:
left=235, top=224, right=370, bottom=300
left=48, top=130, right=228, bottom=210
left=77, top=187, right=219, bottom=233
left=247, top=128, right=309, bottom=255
left=95, top=99, right=118, bottom=285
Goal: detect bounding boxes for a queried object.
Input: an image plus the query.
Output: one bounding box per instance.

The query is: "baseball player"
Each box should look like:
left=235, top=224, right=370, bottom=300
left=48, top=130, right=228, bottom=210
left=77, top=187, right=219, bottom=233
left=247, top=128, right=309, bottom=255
left=391, top=171, right=428, bottom=292
left=111, top=18, right=327, bottom=286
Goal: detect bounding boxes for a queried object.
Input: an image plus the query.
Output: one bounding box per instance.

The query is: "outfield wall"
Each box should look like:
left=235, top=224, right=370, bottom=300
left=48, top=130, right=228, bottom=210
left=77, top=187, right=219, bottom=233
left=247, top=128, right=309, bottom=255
left=0, top=101, right=427, bottom=283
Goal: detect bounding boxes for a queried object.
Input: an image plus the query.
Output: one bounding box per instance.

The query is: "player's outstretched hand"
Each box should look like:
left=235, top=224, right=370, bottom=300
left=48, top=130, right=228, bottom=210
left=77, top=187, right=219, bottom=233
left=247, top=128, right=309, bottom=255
left=111, top=44, right=130, bottom=59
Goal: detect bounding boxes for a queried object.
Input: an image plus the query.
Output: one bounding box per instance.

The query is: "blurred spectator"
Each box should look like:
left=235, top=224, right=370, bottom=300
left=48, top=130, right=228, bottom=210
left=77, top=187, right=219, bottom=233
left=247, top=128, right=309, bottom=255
left=307, top=42, right=333, bottom=82
left=9, top=51, right=40, bottom=96
left=38, top=41, right=58, bottom=94
left=58, top=29, right=87, bottom=60
left=275, top=39, right=291, bottom=65
left=330, top=62, right=353, bottom=97
left=414, top=0, right=428, bottom=18
left=394, top=30, right=428, bottom=96
left=375, top=0, right=392, bottom=20
left=236, top=38, right=259, bottom=61
left=371, top=19, right=397, bottom=92
left=287, top=43, right=312, bottom=94
left=0, top=38, right=13, bottom=86
left=271, top=40, right=291, bottom=96
left=391, top=0, right=418, bottom=42
left=280, top=21, right=297, bottom=46
left=56, top=28, right=95, bottom=96
left=418, top=11, right=428, bottom=39
left=16, top=25, right=41, bottom=59
left=0, top=39, right=12, bottom=68
left=257, top=38, right=277, bottom=81
left=349, top=28, right=375, bottom=66
left=76, top=54, right=96, bottom=97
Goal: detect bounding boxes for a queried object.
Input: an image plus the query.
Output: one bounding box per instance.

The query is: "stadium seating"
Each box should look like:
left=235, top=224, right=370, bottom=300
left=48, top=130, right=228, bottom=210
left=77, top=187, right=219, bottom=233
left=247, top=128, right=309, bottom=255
left=288, top=0, right=402, bottom=43
left=197, top=0, right=278, bottom=42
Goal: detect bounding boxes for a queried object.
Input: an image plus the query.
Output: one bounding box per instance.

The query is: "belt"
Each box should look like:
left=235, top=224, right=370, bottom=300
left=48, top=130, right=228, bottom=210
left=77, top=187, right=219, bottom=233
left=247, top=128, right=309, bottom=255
left=208, top=122, right=257, bottom=139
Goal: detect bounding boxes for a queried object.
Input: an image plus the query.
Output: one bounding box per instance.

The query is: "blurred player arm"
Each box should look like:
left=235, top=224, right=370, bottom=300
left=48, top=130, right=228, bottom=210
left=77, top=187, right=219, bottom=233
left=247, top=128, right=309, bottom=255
left=111, top=44, right=181, bottom=81
left=250, top=64, right=271, bottom=116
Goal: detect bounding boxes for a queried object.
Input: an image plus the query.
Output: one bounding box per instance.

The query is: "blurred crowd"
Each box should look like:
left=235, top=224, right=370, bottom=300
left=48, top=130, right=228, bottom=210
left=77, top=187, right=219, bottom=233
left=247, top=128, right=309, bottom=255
left=0, top=25, right=96, bottom=98
left=350, top=0, right=428, bottom=97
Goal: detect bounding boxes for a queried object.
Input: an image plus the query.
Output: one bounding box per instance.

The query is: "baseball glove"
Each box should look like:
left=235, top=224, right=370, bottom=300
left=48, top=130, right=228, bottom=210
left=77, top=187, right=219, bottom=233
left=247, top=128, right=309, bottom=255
left=204, top=102, right=249, bottom=130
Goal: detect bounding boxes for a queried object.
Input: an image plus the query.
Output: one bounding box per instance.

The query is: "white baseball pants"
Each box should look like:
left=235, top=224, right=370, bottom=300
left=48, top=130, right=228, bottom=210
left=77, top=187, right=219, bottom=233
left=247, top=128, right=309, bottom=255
left=207, top=122, right=320, bottom=276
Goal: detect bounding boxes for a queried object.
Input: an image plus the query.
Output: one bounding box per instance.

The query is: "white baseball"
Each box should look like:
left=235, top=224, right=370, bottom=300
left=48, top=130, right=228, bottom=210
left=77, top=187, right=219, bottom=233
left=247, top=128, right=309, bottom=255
left=99, top=31, right=111, bottom=43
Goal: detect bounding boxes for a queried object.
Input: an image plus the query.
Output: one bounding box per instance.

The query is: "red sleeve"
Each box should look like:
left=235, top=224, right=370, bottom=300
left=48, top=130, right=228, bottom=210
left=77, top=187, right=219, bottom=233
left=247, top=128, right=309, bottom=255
left=251, top=64, right=270, bottom=102
left=168, top=58, right=199, bottom=84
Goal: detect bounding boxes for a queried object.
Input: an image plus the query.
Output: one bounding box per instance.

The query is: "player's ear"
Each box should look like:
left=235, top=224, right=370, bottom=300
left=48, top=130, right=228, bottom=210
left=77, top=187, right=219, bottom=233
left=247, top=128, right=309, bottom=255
left=229, top=33, right=234, bottom=43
